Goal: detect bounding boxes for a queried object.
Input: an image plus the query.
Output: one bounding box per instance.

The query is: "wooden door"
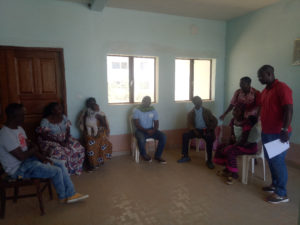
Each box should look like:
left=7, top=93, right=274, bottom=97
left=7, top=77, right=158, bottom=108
left=0, top=46, right=66, bottom=139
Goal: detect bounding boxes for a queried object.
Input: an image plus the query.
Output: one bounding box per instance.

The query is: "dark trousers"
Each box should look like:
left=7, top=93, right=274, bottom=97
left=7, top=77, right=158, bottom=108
left=182, top=129, right=215, bottom=162
left=135, top=129, right=166, bottom=158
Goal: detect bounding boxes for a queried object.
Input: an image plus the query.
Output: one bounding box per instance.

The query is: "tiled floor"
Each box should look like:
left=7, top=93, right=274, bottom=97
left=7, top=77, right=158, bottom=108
left=2, top=149, right=299, bottom=225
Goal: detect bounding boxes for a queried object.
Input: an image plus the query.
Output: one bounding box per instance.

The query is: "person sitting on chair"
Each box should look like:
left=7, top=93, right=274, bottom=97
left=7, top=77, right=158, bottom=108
left=178, top=96, right=218, bottom=169
left=133, top=96, right=167, bottom=164
left=0, top=103, right=89, bottom=203
left=213, top=104, right=259, bottom=185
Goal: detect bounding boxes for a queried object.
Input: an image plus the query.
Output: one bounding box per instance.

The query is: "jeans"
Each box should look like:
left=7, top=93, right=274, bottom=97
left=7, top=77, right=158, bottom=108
left=12, top=157, right=76, bottom=199
left=135, top=129, right=166, bottom=158
left=261, top=132, right=291, bottom=196
left=182, top=129, right=215, bottom=162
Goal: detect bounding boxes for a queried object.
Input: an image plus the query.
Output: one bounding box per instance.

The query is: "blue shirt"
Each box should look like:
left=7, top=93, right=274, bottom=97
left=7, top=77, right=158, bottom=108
left=133, top=108, right=159, bottom=129
left=195, top=107, right=207, bottom=129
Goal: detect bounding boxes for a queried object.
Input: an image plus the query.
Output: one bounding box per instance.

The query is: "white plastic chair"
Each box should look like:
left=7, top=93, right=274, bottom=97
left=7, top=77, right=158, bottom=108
left=241, top=146, right=266, bottom=184
left=129, top=115, right=157, bottom=163
left=188, top=138, right=207, bottom=161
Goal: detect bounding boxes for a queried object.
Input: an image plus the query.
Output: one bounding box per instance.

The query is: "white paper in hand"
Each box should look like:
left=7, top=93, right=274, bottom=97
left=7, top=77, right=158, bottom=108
left=264, top=139, right=290, bottom=159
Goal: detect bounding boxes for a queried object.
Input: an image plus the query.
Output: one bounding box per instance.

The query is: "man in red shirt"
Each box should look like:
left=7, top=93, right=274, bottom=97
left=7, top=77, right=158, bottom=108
left=258, top=65, right=293, bottom=204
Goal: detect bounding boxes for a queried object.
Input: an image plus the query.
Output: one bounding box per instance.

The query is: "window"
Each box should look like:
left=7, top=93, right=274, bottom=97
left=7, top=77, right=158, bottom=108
left=175, top=58, right=212, bottom=101
left=107, top=55, right=156, bottom=103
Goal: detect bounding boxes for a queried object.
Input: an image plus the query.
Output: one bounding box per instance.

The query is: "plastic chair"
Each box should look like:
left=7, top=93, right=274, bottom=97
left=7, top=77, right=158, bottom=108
left=241, top=146, right=266, bottom=184
left=129, top=115, right=157, bottom=163
left=188, top=138, right=207, bottom=160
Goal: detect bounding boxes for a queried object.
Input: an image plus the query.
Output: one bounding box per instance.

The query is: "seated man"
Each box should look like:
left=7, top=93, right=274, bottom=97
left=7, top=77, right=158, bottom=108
left=178, top=96, right=218, bottom=169
left=133, top=96, right=167, bottom=164
left=0, top=103, right=89, bottom=204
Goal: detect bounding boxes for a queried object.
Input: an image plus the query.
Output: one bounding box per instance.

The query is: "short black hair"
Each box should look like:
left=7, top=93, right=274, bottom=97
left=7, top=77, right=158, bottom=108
left=240, top=76, right=251, bottom=84
left=192, top=96, right=202, bottom=102
left=43, top=102, right=59, bottom=118
left=86, top=97, right=96, bottom=108
left=258, top=65, right=274, bottom=74
left=5, top=103, right=24, bottom=118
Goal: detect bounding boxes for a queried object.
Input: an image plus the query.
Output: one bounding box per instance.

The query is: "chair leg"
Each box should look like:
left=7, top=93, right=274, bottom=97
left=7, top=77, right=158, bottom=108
left=35, top=180, right=45, bottom=216
left=47, top=181, right=53, bottom=200
left=0, top=188, right=6, bottom=219
left=135, top=148, right=140, bottom=163
left=13, top=186, right=19, bottom=203
left=251, top=158, right=255, bottom=174
left=241, top=156, right=249, bottom=184
left=262, top=157, right=266, bottom=181
left=195, top=139, right=200, bottom=152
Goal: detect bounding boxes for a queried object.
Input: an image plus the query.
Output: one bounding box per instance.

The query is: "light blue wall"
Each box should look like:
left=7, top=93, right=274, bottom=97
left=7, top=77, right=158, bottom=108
left=0, top=0, right=226, bottom=137
left=226, top=0, right=300, bottom=143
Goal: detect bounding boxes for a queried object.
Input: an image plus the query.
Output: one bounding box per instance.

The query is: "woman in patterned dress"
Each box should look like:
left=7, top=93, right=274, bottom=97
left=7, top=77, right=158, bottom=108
left=78, top=97, right=112, bottom=170
left=37, top=102, right=85, bottom=175
left=219, top=76, right=260, bottom=120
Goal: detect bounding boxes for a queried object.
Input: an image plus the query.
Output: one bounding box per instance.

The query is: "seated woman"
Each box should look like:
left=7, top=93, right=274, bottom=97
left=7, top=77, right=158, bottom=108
left=37, top=102, right=85, bottom=175
left=213, top=104, right=259, bottom=184
left=78, top=97, right=112, bottom=170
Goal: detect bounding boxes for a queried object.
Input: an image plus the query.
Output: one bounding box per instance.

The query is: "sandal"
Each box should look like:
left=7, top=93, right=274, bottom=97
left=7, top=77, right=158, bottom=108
left=226, top=176, right=234, bottom=185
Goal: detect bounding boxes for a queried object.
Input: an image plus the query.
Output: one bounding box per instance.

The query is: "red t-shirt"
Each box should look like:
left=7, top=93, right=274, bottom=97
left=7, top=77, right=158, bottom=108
left=260, top=79, right=293, bottom=133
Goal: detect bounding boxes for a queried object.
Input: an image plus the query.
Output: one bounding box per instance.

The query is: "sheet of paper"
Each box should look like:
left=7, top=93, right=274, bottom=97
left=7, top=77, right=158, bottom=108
left=264, top=139, right=290, bottom=159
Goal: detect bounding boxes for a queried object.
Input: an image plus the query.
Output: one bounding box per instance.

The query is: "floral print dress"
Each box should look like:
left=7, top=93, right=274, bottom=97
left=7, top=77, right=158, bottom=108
left=37, top=115, right=85, bottom=175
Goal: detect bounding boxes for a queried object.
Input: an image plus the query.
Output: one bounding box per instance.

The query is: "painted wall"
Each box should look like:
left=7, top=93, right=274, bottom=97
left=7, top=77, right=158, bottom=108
left=0, top=0, right=226, bottom=139
left=226, top=0, right=300, bottom=143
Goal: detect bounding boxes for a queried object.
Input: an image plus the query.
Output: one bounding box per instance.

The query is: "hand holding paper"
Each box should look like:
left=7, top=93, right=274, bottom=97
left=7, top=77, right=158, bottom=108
left=264, top=139, right=290, bottom=159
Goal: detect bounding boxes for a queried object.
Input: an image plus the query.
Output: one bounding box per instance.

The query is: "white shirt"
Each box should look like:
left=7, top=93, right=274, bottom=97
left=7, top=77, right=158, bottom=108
left=0, top=126, right=28, bottom=175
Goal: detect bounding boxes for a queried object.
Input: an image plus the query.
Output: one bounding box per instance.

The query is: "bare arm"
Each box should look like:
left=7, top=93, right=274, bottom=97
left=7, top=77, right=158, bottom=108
left=9, top=145, right=37, bottom=162
left=280, top=104, right=293, bottom=142
left=134, top=119, right=148, bottom=133
left=220, top=104, right=234, bottom=120
left=153, top=120, right=159, bottom=131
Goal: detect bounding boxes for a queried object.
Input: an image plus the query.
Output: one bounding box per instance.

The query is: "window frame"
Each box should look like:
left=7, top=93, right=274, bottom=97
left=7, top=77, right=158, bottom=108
left=175, top=58, right=212, bottom=102
left=107, top=54, right=157, bottom=104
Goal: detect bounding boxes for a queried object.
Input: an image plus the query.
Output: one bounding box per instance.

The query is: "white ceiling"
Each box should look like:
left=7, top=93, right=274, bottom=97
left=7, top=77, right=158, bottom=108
left=60, top=0, right=281, bottom=20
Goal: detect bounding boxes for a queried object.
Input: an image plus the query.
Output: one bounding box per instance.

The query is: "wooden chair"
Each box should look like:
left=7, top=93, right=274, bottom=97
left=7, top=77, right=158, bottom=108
left=0, top=166, right=53, bottom=219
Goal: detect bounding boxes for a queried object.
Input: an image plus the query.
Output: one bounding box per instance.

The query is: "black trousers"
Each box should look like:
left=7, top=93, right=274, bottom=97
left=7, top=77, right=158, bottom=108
left=181, top=129, right=215, bottom=162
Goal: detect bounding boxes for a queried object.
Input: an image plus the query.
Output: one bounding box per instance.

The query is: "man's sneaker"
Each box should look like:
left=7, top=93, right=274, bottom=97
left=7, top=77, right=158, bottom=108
left=177, top=156, right=191, bottom=163
left=142, top=154, right=152, bottom=162
left=67, top=193, right=89, bottom=204
left=206, top=161, right=215, bottom=169
left=155, top=157, right=167, bottom=164
left=262, top=186, right=276, bottom=193
left=267, top=193, right=289, bottom=204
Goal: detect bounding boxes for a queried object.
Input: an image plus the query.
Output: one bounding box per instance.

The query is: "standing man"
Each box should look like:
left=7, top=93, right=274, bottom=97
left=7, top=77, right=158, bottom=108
left=258, top=65, right=293, bottom=204
left=220, top=76, right=260, bottom=120
left=178, top=96, right=218, bottom=169
left=0, top=103, right=89, bottom=203
left=133, top=96, right=167, bottom=164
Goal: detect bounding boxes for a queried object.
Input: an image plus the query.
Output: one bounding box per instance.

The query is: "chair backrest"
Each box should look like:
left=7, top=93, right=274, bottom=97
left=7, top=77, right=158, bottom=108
left=129, top=114, right=136, bottom=135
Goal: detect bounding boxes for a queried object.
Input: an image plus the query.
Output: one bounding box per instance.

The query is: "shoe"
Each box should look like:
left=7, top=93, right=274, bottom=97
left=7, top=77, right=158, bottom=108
left=206, top=161, right=215, bottom=169
left=67, top=193, right=89, bottom=204
left=142, top=154, right=152, bottom=162
left=155, top=157, right=167, bottom=164
left=262, top=186, right=276, bottom=193
left=266, top=193, right=289, bottom=204
left=177, top=156, right=191, bottom=163
left=226, top=176, right=234, bottom=185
